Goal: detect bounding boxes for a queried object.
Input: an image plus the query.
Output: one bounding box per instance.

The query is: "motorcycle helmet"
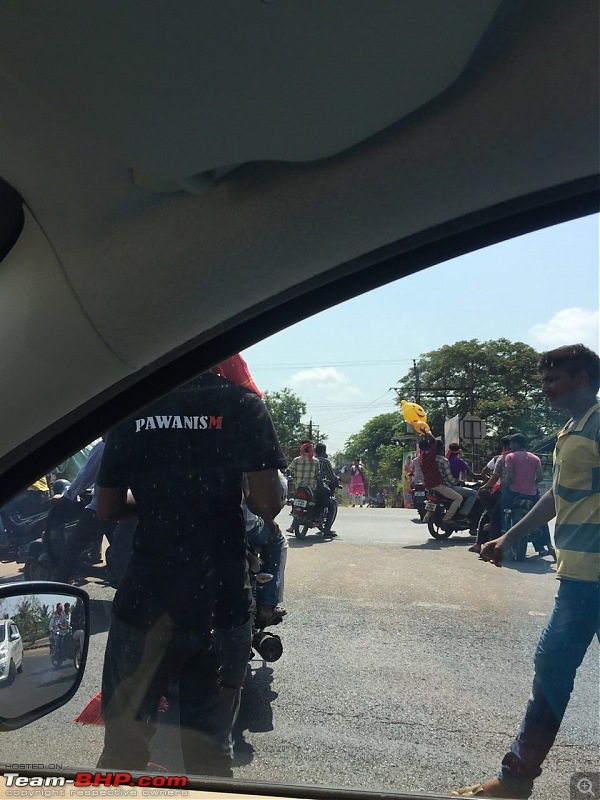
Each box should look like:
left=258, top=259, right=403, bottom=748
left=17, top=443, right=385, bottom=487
left=52, top=479, right=71, bottom=496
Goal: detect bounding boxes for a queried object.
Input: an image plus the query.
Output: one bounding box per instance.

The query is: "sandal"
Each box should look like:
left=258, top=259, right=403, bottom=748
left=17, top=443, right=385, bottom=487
left=468, top=543, right=481, bottom=553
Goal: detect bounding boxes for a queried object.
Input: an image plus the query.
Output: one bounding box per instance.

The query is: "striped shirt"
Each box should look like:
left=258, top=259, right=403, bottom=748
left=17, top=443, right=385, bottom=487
left=552, top=402, right=600, bottom=583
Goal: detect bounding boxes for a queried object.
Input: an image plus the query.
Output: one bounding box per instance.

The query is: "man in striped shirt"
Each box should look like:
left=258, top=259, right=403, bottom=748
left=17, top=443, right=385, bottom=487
left=454, top=344, right=600, bottom=799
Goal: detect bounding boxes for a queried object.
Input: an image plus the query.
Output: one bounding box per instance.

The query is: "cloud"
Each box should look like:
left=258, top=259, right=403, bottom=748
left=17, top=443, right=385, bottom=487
left=290, top=367, right=363, bottom=398
left=528, top=308, right=599, bottom=351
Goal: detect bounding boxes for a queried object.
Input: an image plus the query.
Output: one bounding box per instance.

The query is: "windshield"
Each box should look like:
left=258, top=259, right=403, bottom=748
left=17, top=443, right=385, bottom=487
left=0, top=216, right=598, bottom=800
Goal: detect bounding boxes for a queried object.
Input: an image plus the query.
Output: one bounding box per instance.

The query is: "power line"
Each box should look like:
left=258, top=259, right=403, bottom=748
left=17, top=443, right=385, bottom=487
left=252, top=359, right=413, bottom=371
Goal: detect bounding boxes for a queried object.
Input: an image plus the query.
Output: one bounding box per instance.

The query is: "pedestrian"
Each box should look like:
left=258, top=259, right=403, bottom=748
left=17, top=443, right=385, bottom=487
left=349, top=457, right=366, bottom=507
left=454, top=343, right=600, bottom=799
left=95, top=358, right=286, bottom=777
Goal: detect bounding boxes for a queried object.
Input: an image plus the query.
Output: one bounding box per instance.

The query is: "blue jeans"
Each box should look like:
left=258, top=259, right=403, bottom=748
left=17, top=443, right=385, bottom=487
left=315, top=485, right=336, bottom=532
left=499, top=579, right=600, bottom=797
left=246, top=519, right=283, bottom=608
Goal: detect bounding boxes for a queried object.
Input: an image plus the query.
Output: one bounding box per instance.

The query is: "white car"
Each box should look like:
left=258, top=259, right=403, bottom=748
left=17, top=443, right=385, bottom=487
left=0, top=618, right=24, bottom=686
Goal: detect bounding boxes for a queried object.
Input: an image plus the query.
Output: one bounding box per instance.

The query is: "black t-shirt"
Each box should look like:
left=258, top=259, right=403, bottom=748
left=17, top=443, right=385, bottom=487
left=98, top=373, right=286, bottom=631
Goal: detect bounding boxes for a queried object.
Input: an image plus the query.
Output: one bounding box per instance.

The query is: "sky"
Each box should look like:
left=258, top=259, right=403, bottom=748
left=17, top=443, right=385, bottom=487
left=245, top=213, right=599, bottom=453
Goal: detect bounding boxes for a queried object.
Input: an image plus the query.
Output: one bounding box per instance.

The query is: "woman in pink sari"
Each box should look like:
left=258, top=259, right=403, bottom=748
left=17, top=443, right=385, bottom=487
left=349, top=458, right=366, bottom=507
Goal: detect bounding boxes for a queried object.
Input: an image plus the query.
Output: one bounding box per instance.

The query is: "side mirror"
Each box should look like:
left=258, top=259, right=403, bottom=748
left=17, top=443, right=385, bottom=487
left=0, top=582, right=90, bottom=731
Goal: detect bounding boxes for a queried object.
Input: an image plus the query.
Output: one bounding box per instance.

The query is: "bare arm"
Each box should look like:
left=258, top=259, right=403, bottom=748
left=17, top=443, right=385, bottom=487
left=246, top=468, right=284, bottom=521
left=480, top=489, right=556, bottom=566
left=504, top=462, right=514, bottom=489
left=96, top=487, right=138, bottom=523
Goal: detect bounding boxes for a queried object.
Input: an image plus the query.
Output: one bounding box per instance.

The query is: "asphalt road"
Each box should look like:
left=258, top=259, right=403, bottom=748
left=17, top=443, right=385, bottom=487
left=0, top=646, right=78, bottom=718
left=0, top=508, right=598, bottom=800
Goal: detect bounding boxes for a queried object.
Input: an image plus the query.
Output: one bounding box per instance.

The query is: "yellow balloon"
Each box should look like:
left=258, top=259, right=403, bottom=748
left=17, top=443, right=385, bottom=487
left=400, top=400, right=432, bottom=436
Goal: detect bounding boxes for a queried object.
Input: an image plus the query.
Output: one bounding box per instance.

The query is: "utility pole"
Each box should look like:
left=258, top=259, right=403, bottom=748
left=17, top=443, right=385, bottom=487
left=413, top=359, right=421, bottom=403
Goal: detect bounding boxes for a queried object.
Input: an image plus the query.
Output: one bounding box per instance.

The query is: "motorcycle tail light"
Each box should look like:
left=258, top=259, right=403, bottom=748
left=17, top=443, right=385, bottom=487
left=296, top=488, right=308, bottom=500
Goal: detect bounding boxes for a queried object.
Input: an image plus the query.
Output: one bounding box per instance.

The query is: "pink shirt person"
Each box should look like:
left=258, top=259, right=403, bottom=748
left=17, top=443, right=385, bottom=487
left=504, top=441, right=543, bottom=496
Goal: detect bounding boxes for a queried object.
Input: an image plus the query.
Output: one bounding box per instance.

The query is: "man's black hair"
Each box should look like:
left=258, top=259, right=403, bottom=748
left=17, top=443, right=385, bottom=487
left=418, top=437, right=432, bottom=452
left=538, top=343, right=600, bottom=392
left=510, top=433, right=528, bottom=449
left=315, top=443, right=327, bottom=455
left=500, top=436, right=511, bottom=447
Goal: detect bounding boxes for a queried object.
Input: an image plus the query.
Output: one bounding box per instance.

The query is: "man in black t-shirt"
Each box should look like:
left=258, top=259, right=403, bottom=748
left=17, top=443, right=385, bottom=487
left=95, top=371, right=286, bottom=776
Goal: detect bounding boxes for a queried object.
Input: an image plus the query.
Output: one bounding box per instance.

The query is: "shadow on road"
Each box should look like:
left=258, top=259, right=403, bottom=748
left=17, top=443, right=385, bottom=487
left=501, top=556, right=556, bottom=574
left=233, top=664, right=278, bottom=766
left=403, top=537, right=475, bottom=550
left=89, top=598, right=113, bottom=636
left=286, top=535, right=329, bottom=548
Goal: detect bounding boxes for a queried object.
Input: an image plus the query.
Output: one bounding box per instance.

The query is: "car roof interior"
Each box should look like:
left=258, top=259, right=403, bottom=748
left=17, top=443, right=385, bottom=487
left=0, top=0, right=598, bottom=500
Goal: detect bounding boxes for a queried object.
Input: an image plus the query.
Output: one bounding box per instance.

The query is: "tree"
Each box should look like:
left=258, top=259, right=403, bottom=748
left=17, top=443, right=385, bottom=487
left=396, top=339, right=568, bottom=443
left=263, top=388, right=308, bottom=461
left=12, top=596, right=49, bottom=645
left=344, top=412, right=405, bottom=477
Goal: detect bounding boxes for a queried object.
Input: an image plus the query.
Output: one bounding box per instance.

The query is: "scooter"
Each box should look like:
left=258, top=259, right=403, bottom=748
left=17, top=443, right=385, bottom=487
left=290, top=482, right=338, bottom=538
left=425, top=485, right=484, bottom=540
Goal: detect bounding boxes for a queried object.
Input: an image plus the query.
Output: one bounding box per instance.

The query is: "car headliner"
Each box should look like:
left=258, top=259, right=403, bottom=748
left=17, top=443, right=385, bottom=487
left=0, top=0, right=598, bottom=501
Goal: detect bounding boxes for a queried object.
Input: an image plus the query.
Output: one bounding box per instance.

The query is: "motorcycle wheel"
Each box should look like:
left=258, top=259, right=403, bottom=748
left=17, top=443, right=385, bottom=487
left=294, top=520, right=309, bottom=539
left=427, top=517, right=453, bottom=540
left=73, top=642, right=81, bottom=671
left=512, top=538, right=528, bottom=561
left=417, top=506, right=426, bottom=521
left=3, top=660, right=17, bottom=686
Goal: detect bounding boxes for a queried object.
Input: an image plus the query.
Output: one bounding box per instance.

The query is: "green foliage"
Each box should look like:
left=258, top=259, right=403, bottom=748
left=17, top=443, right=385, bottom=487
left=375, top=443, right=405, bottom=485
left=12, top=596, right=50, bottom=645
left=344, top=412, right=405, bottom=477
left=396, top=339, right=568, bottom=443
left=263, top=388, right=308, bottom=461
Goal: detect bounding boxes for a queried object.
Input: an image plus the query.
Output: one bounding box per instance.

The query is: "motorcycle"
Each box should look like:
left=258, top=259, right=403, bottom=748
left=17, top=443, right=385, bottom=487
left=412, top=482, right=427, bottom=521
left=0, top=479, right=76, bottom=564
left=22, top=493, right=90, bottom=580
left=503, top=495, right=555, bottom=562
left=424, top=484, right=484, bottom=540
left=49, top=629, right=80, bottom=669
left=291, top=481, right=338, bottom=538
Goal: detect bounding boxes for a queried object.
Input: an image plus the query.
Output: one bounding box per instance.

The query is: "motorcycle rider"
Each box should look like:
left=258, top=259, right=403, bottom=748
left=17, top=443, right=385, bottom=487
left=287, top=440, right=320, bottom=532
left=446, top=443, right=479, bottom=481
left=418, top=432, right=463, bottom=523
left=52, top=437, right=115, bottom=582
left=71, top=596, right=85, bottom=655
left=314, top=443, right=338, bottom=539
left=435, top=441, right=478, bottom=522
left=48, top=603, right=69, bottom=661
